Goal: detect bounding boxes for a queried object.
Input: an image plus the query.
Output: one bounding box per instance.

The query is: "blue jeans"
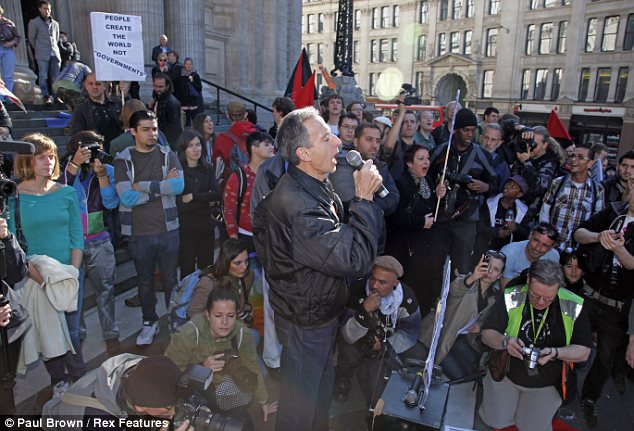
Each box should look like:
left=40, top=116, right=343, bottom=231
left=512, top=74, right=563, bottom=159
left=274, top=314, right=338, bottom=431
left=36, top=55, right=60, bottom=97
left=83, top=238, right=119, bottom=340
left=127, top=229, right=179, bottom=323
left=0, top=46, right=16, bottom=93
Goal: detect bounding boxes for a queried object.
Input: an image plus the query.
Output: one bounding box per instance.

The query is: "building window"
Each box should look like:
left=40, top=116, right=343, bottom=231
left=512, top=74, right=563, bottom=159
left=489, top=0, right=500, bottom=15
left=521, top=70, right=531, bottom=99
left=530, top=0, right=539, bottom=10
left=415, top=72, right=424, bottom=96
left=419, top=1, right=429, bottom=24
left=601, top=16, right=619, bottom=52
left=534, top=69, right=549, bottom=100
left=301, top=15, right=306, bottom=34
left=544, top=0, right=557, bottom=8
left=391, top=38, right=398, bottom=62
left=466, top=0, right=474, bottom=18
left=381, top=6, right=390, bottom=28
left=354, top=9, right=361, bottom=29
left=318, top=14, right=324, bottom=33
left=353, top=40, right=359, bottom=64
left=370, top=40, right=378, bottom=63
left=557, top=21, right=567, bottom=53
left=307, top=43, right=315, bottom=63
left=578, top=68, right=590, bottom=101
left=334, top=12, right=338, bottom=30
left=450, top=32, right=460, bottom=53
left=393, top=6, right=400, bottom=27
left=380, top=39, right=389, bottom=62
left=452, top=0, right=461, bottom=20
left=369, top=73, right=377, bottom=96
left=552, top=68, right=562, bottom=100
left=625, top=14, right=634, bottom=50
left=482, top=70, right=495, bottom=98
left=586, top=18, right=597, bottom=52
left=464, top=30, right=472, bottom=55
left=562, top=0, right=571, bottom=6
left=317, top=43, right=324, bottom=64
left=440, top=0, right=448, bottom=21
left=417, top=35, right=427, bottom=60
left=438, top=33, right=447, bottom=56
left=307, top=14, right=315, bottom=33
left=372, top=8, right=379, bottom=29
left=594, top=68, right=611, bottom=102
left=615, top=67, right=629, bottom=103
left=526, top=24, right=535, bottom=55
left=486, top=28, right=498, bottom=57
left=539, top=23, right=553, bottom=54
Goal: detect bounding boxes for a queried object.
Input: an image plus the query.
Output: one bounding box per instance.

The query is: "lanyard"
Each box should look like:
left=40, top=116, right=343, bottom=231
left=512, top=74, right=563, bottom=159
left=529, top=304, right=549, bottom=345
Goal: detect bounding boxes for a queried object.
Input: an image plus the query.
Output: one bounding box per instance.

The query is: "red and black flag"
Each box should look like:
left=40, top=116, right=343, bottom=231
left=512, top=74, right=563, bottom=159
left=547, top=109, right=573, bottom=148
left=284, top=48, right=316, bottom=109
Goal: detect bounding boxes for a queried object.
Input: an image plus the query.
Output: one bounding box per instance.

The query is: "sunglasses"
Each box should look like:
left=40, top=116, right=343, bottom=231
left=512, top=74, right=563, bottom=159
left=485, top=250, right=506, bottom=262
left=158, top=59, right=167, bottom=63
left=534, top=224, right=560, bottom=242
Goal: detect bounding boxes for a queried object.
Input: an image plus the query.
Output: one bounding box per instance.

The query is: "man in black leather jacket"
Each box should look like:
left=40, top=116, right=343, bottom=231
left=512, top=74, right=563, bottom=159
left=253, top=107, right=384, bottom=431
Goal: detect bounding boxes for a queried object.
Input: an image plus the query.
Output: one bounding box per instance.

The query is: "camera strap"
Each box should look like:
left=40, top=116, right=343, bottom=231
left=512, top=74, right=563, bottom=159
left=60, top=392, right=118, bottom=417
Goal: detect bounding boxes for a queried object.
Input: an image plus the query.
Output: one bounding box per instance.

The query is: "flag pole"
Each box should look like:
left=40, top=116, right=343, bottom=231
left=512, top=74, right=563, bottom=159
left=433, top=89, right=461, bottom=222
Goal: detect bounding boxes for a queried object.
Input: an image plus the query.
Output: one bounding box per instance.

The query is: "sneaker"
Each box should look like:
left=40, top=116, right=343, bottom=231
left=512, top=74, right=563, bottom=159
left=136, top=321, right=159, bottom=347
left=52, top=381, right=70, bottom=399
left=44, top=96, right=53, bottom=105
left=334, top=378, right=351, bottom=403
left=581, top=397, right=598, bottom=428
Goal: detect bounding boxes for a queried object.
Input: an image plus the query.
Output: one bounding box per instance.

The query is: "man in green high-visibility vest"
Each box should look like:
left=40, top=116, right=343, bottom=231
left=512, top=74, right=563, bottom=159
left=478, top=259, right=592, bottom=431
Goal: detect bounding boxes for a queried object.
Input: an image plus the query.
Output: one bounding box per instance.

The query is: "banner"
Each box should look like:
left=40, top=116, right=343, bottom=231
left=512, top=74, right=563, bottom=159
left=90, top=12, right=146, bottom=81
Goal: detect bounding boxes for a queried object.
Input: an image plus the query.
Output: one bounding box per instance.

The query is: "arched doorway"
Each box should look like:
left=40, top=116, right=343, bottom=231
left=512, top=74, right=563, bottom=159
left=436, top=73, right=467, bottom=106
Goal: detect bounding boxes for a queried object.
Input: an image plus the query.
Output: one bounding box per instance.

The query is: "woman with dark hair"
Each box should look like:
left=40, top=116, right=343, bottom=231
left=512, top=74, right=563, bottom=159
left=560, top=250, right=585, bottom=295
left=385, top=144, right=446, bottom=314
left=174, top=57, right=204, bottom=126
left=193, top=113, right=215, bottom=166
left=176, top=127, right=221, bottom=278
left=188, top=238, right=254, bottom=322
left=165, top=284, right=276, bottom=429
left=59, top=130, right=121, bottom=349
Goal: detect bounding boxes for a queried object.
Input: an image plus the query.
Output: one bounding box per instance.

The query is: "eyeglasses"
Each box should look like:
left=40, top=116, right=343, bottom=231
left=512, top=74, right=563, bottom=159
left=569, top=154, right=590, bottom=161
left=534, top=224, right=560, bottom=242
left=158, top=59, right=167, bottom=63
left=528, top=290, right=557, bottom=303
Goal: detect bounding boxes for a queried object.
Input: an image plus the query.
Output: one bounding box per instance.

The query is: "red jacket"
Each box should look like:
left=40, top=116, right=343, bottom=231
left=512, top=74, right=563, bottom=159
left=223, top=163, right=256, bottom=237
left=213, top=121, right=256, bottom=185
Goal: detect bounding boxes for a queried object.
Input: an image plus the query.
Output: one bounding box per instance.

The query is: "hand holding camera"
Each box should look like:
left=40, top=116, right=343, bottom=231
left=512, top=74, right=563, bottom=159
left=202, top=353, right=226, bottom=372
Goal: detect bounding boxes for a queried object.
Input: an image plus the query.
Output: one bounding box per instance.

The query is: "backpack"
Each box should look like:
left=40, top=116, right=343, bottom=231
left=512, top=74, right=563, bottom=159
left=234, top=165, right=248, bottom=227
left=548, top=174, right=599, bottom=219
left=168, top=269, right=203, bottom=333
left=226, top=130, right=250, bottom=174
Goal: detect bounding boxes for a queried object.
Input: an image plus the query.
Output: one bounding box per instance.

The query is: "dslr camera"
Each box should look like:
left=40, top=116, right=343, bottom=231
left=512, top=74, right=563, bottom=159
left=521, top=346, right=540, bottom=376
left=500, top=118, right=536, bottom=154
left=446, top=171, right=473, bottom=186
left=173, top=364, right=245, bottom=431
left=82, top=142, right=114, bottom=164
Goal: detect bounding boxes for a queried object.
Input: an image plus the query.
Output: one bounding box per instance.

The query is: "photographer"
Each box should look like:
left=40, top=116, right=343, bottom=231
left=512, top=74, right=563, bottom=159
left=510, top=126, right=562, bottom=221
left=43, top=354, right=191, bottom=431
left=166, top=285, right=276, bottom=430
left=60, top=131, right=121, bottom=350
left=333, top=256, right=422, bottom=406
left=479, top=260, right=591, bottom=431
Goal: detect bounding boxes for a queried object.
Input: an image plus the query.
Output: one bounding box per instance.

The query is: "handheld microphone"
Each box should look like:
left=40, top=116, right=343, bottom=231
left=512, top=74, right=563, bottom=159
left=403, top=370, right=424, bottom=407
left=345, top=150, right=389, bottom=198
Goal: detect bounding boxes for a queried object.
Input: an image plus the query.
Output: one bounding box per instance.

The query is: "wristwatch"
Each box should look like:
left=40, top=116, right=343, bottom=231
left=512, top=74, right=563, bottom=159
left=502, top=335, right=510, bottom=350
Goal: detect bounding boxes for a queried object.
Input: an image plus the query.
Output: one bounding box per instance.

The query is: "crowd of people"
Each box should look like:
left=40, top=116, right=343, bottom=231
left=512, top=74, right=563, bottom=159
left=0, top=3, right=632, bottom=430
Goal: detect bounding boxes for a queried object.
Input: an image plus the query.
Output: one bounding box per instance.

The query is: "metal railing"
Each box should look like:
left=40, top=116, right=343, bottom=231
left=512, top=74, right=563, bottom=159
left=200, top=78, right=272, bottom=125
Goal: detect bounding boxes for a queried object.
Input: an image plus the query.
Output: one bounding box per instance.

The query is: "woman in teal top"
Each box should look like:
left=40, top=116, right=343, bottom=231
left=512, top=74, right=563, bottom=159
left=11, top=132, right=85, bottom=397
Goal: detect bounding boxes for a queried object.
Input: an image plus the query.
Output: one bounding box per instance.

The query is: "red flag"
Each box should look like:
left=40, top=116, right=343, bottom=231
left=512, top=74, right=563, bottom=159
left=547, top=109, right=572, bottom=147
left=285, top=49, right=315, bottom=108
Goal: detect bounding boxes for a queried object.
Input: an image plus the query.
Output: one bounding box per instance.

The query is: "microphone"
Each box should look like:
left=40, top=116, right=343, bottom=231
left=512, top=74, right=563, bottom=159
left=404, top=370, right=424, bottom=407
left=345, top=150, right=389, bottom=198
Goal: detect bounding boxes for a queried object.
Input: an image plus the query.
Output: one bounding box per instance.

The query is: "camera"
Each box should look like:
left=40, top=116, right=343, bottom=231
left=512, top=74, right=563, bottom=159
left=238, top=302, right=253, bottom=327
left=521, top=346, right=540, bottom=375
left=500, top=119, right=536, bottom=154
left=82, top=142, right=114, bottom=164
left=446, top=172, right=473, bottom=186
left=173, top=364, right=245, bottom=431
left=399, top=84, right=420, bottom=106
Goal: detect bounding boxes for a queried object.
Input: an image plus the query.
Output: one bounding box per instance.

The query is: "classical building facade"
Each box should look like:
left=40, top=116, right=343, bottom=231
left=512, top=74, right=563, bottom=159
left=8, top=0, right=302, bottom=107
left=302, top=0, right=634, bottom=156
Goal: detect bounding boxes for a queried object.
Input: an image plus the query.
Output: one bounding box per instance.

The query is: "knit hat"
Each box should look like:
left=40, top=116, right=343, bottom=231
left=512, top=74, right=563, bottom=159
left=506, top=175, right=528, bottom=194
left=453, top=108, right=478, bottom=130
left=126, top=356, right=181, bottom=408
left=374, top=255, right=404, bottom=278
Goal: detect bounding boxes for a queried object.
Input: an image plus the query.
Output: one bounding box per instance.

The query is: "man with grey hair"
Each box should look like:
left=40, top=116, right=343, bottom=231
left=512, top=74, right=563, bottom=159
left=431, top=100, right=461, bottom=145
left=480, top=122, right=509, bottom=186
left=253, top=107, right=384, bottom=431
left=413, top=110, right=435, bottom=150
left=480, top=259, right=592, bottom=431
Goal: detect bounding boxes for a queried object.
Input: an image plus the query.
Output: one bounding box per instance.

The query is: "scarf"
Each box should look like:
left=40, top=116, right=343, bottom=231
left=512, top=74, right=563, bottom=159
left=409, top=169, right=431, bottom=199
left=365, top=281, right=403, bottom=329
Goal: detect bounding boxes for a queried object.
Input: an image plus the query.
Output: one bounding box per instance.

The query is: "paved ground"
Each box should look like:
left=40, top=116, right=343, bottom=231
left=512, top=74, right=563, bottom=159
left=14, top=290, right=634, bottom=430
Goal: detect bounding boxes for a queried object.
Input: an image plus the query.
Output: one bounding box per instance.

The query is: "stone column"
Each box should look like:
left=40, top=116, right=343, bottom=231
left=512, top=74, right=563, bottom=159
left=163, top=0, right=205, bottom=71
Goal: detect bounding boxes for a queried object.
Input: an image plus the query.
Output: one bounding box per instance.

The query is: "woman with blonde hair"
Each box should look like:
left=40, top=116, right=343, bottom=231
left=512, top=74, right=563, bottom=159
left=9, top=132, right=85, bottom=397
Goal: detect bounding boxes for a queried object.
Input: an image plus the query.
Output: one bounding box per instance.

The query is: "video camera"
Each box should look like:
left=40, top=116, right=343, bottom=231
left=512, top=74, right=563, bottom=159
left=500, top=118, right=536, bottom=154
left=399, top=84, right=420, bottom=106
left=173, top=364, right=245, bottom=431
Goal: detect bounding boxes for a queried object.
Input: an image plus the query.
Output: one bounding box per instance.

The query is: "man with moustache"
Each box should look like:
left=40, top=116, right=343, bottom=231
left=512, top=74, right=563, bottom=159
left=149, top=72, right=182, bottom=149
left=114, top=110, right=183, bottom=347
left=479, top=123, right=510, bottom=187
left=602, top=150, right=634, bottom=204
left=253, top=107, right=384, bottom=431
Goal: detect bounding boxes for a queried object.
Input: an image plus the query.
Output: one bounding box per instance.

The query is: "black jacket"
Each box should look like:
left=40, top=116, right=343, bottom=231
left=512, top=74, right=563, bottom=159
left=153, top=91, right=182, bottom=149
left=511, top=147, right=560, bottom=219
left=173, top=71, right=203, bottom=108
left=176, top=163, right=221, bottom=229
left=601, top=175, right=627, bottom=204
left=70, top=97, right=122, bottom=153
left=253, top=165, right=384, bottom=327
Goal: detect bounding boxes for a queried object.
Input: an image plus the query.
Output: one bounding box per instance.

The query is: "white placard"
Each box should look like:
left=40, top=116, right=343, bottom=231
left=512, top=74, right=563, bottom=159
left=90, top=12, right=146, bottom=81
